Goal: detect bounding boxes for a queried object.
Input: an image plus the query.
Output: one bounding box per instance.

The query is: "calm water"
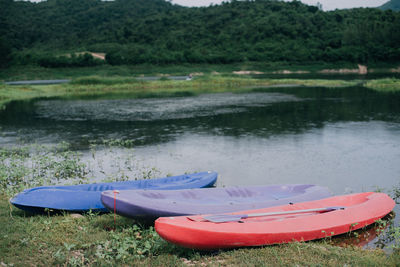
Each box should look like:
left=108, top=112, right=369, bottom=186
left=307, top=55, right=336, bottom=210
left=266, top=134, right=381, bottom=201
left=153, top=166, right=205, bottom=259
left=1, top=86, right=400, bottom=191
left=1, top=85, right=399, bottom=247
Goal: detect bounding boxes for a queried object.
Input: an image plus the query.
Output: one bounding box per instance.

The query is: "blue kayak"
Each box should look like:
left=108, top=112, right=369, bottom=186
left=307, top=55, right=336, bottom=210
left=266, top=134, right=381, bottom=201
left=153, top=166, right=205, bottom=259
left=10, top=171, right=217, bottom=213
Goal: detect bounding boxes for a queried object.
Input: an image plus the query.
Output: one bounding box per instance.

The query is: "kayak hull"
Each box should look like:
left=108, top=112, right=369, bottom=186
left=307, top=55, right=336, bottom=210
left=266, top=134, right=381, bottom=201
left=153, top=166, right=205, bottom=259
left=10, top=171, right=217, bottom=213
left=155, top=192, right=395, bottom=250
left=101, top=184, right=332, bottom=220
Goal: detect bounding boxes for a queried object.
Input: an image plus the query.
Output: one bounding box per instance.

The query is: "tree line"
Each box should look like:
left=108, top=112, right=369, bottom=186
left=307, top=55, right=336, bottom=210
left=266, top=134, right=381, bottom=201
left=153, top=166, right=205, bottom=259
left=1, top=0, right=399, bottom=67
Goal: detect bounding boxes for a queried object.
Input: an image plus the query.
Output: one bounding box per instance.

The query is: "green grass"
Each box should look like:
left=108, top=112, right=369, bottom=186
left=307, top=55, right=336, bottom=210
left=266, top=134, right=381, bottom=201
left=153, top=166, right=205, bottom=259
left=2, top=61, right=397, bottom=82
left=0, top=75, right=365, bottom=110
left=365, top=78, right=400, bottom=92
left=0, top=63, right=352, bottom=81
left=70, top=75, right=146, bottom=85
left=0, top=62, right=399, bottom=82
left=1, top=63, right=400, bottom=109
left=1, top=194, right=399, bottom=266
left=0, top=83, right=67, bottom=110
left=263, top=78, right=361, bottom=88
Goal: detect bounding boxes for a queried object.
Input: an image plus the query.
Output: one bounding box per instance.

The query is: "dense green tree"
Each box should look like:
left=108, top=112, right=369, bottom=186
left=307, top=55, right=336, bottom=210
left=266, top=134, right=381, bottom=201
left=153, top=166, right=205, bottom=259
left=0, top=37, right=12, bottom=67
left=2, top=0, right=400, bottom=66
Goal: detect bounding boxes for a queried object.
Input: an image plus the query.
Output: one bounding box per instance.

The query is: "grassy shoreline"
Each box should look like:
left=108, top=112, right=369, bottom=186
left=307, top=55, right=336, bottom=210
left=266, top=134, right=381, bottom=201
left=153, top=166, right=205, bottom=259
left=365, top=78, right=400, bottom=92
left=1, top=62, right=400, bottom=110
left=0, top=144, right=399, bottom=266
left=1, top=63, right=400, bottom=109
left=0, top=76, right=356, bottom=109
left=2, top=74, right=400, bottom=110
left=1, top=62, right=399, bottom=82
left=1, top=194, right=399, bottom=266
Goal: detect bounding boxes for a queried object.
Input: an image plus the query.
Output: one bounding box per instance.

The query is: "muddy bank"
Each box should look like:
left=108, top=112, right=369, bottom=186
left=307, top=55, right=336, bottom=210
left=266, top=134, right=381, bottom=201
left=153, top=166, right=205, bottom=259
left=320, top=64, right=368, bottom=74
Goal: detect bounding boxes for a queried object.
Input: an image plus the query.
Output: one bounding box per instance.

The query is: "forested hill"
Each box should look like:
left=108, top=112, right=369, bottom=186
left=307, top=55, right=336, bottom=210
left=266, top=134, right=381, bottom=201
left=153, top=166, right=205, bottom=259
left=1, top=0, right=179, bottom=49
left=1, top=0, right=400, bottom=67
left=379, top=0, right=400, bottom=11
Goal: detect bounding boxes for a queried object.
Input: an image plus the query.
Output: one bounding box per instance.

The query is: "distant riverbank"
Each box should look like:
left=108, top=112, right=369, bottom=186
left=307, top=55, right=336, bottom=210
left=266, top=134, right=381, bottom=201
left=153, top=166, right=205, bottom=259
left=1, top=62, right=400, bottom=82
left=1, top=76, right=400, bottom=110
left=1, top=63, right=399, bottom=110
left=0, top=76, right=356, bottom=110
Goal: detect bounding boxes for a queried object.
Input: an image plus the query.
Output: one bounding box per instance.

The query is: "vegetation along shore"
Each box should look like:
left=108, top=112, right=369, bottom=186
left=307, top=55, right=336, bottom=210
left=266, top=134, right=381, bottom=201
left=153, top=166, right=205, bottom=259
left=1, top=66, right=400, bottom=110
left=0, top=143, right=399, bottom=266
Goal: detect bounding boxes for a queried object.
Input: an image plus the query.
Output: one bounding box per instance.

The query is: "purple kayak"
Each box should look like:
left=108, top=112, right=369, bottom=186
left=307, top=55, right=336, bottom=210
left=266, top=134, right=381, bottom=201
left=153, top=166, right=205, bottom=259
left=101, top=184, right=332, bottom=220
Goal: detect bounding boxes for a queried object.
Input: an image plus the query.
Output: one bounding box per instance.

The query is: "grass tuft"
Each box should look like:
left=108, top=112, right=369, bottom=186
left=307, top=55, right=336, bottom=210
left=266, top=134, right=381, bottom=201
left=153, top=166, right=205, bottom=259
left=70, top=76, right=140, bottom=85
left=365, top=78, right=400, bottom=92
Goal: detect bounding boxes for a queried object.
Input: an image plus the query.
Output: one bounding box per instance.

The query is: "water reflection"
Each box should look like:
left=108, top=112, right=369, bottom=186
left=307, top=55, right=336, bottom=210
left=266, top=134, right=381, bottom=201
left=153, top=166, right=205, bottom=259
left=331, top=213, right=396, bottom=250
left=1, top=87, right=399, bottom=149
left=32, top=93, right=299, bottom=121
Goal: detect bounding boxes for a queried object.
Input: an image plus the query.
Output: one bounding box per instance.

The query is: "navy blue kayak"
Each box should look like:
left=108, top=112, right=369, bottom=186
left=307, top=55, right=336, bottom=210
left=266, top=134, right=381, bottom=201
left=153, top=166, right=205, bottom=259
left=10, top=171, right=217, bottom=213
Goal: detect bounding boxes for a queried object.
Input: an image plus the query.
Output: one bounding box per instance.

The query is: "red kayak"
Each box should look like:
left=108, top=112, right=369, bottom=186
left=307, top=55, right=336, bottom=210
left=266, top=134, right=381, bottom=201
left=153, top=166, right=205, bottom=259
left=155, top=192, right=395, bottom=250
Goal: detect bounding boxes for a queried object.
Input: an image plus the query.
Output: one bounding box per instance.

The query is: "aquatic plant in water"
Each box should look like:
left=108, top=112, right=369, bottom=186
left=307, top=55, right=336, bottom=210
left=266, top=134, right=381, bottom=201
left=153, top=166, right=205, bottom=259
left=0, top=142, right=89, bottom=196
left=0, top=140, right=161, bottom=196
left=392, top=184, right=400, bottom=205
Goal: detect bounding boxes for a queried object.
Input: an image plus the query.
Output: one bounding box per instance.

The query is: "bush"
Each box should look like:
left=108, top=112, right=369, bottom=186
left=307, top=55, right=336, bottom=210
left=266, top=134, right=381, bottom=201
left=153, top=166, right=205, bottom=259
left=38, top=53, right=104, bottom=68
left=0, top=37, right=13, bottom=68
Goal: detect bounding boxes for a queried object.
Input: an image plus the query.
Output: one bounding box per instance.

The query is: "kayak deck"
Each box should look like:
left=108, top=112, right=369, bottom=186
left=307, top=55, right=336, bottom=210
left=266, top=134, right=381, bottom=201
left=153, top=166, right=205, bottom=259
left=10, top=171, right=217, bottom=213
left=155, top=192, right=395, bottom=250
left=101, top=184, right=332, bottom=219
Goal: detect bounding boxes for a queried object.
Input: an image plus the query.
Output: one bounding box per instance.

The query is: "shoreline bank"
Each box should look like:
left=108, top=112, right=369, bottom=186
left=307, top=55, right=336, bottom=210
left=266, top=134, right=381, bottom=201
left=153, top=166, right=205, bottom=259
left=0, top=76, right=364, bottom=110
left=1, top=74, right=400, bottom=110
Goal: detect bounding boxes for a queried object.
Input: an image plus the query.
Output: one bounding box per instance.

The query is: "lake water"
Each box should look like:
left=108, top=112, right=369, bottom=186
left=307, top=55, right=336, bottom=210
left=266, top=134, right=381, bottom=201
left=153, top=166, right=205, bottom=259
left=0, top=85, right=399, bottom=248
